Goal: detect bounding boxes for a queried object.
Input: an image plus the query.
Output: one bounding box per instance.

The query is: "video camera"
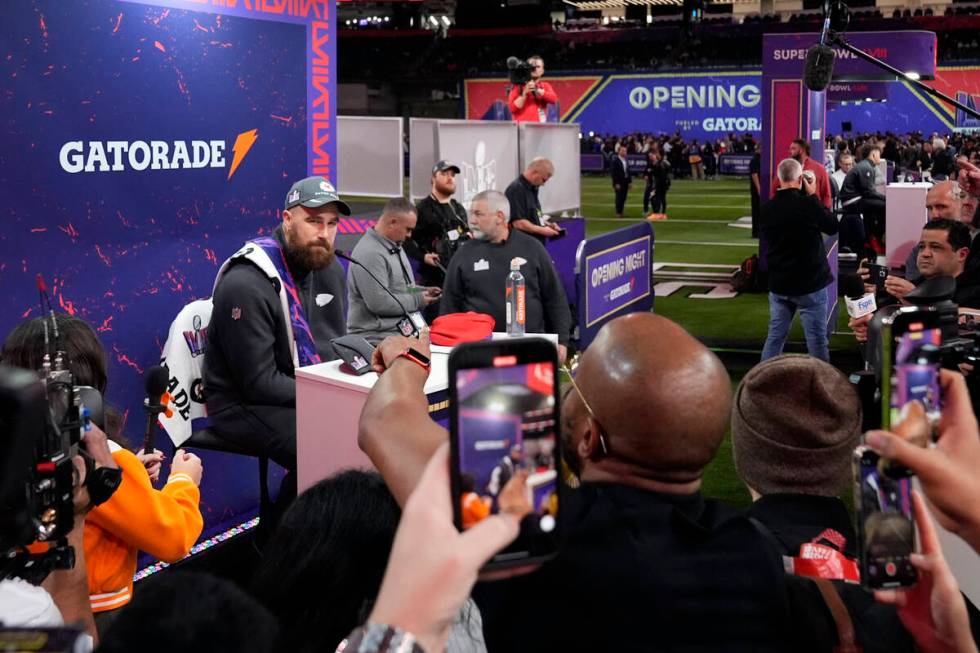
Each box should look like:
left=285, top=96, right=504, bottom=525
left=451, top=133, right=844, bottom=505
left=0, top=302, right=111, bottom=582
left=506, top=56, right=533, bottom=86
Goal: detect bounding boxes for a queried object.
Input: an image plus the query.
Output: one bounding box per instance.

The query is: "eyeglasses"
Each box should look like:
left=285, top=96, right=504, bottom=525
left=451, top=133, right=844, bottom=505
left=561, top=365, right=610, bottom=456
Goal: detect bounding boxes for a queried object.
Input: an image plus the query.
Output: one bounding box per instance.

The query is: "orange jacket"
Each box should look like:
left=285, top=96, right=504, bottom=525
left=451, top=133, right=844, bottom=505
left=83, top=447, right=202, bottom=613
left=461, top=491, right=491, bottom=529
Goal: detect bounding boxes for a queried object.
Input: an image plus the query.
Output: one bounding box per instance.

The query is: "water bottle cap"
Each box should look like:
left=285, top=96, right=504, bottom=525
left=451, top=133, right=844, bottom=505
left=510, top=257, right=525, bottom=270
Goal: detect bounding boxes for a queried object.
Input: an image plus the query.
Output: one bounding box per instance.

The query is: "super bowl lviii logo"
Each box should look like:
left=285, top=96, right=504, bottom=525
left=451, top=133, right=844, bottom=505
left=58, top=129, right=259, bottom=180
left=460, top=140, right=497, bottom=206
left=182, top=313, right=208, bottom=358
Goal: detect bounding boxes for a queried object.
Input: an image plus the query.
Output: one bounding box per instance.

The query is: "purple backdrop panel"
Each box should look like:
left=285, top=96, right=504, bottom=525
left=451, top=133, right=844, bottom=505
left=1, top=0, right=335, bottom=546
left=828, top=81, right=890, bottom=103
left=545, top=217, right=585, bottom=313
left=581, top=153, right=604, bottom=173
left=458, top=409, right=522, bottom=493
left=570, top=71, right=762, bottom=142
left=764, top=31, right=937, bottom=78
left=575, top=222, right=654, bottom=349
left=719, top=154, right=754, bottom=175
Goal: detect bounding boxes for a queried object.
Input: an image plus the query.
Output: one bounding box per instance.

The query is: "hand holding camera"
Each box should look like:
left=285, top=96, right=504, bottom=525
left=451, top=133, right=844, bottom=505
left=801, top=170, right=816, bottom=195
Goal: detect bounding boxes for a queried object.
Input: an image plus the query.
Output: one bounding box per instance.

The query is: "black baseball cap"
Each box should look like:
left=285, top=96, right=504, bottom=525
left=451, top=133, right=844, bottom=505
left=284, top=176, right=352, bottom=215
left=432, top=160, right=461, bottom=176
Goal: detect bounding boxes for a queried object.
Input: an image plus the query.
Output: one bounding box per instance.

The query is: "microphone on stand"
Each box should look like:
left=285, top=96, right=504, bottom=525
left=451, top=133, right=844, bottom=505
left=336, top=251, right=427, bottom=338
left=142, top=365, right=170, bottom=462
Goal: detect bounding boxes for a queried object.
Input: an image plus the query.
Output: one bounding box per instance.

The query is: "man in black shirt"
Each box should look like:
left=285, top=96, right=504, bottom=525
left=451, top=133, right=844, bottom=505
left=610, top=144, right=631, bottom=219
left=642, top=150, right=670, bottom=215
left=840, top=144, right=887, bottom=255
left=440, top=189, right=571, bottom=362
left=504, top=157, right=561, bottom=242
left=407, top=160, right=470, bottom=291
left=205, top=176, right=349, bottom=469
left=760, top=158, right=838, bottom=362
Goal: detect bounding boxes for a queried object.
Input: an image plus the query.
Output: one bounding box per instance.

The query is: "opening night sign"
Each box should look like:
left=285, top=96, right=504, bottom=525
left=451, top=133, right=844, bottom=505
left=584, top=236, right=651, bottom=327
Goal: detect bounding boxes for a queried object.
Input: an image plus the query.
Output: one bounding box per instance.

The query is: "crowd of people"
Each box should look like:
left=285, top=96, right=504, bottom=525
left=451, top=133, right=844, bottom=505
left=584, top=130, right=758, bottom=181
left=337, top=11, right=980, bottom=84
left=5, top=161, right=980, bottom=653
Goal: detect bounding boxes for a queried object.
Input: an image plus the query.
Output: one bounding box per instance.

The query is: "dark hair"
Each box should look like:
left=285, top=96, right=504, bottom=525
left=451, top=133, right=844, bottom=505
left=252, top=470, right=400, bottom=653
left=382, top=197, right=416, bottom=218
left=100, top=571, right=278, bottom=653
left=923, top=218, right=971, bottom=251
left=858, top=143, right=881, bottom=160
left=2, top=313, right=108, bottom=393
left=791, top=138, right=810, bottom=155
left=1, top=313, right=127, bottom=443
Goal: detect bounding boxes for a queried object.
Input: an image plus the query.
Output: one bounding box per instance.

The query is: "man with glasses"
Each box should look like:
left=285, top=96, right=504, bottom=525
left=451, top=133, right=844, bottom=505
left=358, top=314, right=803, bottom=651
left=508, top=55, right=558, bottom=123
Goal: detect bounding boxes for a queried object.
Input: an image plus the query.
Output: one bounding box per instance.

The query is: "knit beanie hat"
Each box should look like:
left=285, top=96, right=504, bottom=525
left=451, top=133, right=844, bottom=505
left=731, top=354, right=862, bottom=497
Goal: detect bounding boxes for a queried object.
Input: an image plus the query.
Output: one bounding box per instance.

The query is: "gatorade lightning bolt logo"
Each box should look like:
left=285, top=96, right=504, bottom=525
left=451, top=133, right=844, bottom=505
left=228, top=129, right=258, bottom=180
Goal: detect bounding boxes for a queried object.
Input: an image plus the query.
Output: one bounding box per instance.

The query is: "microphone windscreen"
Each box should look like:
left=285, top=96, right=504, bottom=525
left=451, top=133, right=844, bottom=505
left=506, top=56, right=521, bottom=70
left=839, top=272, right=866, bottom=299
left=144, top=365, right=169, bottom=398
left=804, top=43, right=836, bottom=92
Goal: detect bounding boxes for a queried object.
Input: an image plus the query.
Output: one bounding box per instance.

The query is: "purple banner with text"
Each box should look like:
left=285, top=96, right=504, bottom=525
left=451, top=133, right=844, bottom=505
left=576, top=222, right=654, bottom=349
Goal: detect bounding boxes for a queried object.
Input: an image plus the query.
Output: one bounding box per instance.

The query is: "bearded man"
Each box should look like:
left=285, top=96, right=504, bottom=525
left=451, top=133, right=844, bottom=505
left=204, top=176, right=350, bottom=470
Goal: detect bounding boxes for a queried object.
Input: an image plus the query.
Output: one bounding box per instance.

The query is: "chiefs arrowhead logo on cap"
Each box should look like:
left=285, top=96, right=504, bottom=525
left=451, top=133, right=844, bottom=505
left=319, top=180, right=335, bottom=193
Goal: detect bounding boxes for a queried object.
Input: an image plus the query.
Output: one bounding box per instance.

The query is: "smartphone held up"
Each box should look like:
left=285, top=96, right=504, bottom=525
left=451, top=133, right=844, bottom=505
left=448, top=338, right=561, bottom=570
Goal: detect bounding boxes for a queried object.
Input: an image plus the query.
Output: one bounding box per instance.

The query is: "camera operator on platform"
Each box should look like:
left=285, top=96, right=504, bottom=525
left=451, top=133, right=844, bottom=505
left=507, top=55, right=557, bottom=124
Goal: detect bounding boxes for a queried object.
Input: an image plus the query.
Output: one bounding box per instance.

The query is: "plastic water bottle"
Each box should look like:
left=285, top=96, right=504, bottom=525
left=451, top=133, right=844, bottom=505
left=506, top=258, right=526, bottom=337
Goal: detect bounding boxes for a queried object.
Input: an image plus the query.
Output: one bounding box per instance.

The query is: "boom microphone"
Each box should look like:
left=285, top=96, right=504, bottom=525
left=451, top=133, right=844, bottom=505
left=804, top=1, right=836, bottom=92
left=506, top=56, right=521, bottom=70
left=804, top=43, right=836, bottom=92
left=336, top=251, right=425, bottom=338
left=142, top=365, right=170, bottom=461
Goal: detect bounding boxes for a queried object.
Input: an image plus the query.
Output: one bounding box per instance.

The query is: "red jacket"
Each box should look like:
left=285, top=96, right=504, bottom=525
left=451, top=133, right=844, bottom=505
left=508, top=81, right=557, bottom=123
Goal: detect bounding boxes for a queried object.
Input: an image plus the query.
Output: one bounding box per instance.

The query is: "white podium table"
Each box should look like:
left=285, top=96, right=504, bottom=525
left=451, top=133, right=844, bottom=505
left=295, top=334, right=557, bottom=493
left=885, top=183, right=930, bottom=270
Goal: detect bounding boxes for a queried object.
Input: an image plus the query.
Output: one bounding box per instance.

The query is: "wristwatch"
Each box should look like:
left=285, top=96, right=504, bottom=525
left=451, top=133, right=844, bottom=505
left=336, top=623, right=424, bottom=653
left=397, top=347, right=431, bottom=373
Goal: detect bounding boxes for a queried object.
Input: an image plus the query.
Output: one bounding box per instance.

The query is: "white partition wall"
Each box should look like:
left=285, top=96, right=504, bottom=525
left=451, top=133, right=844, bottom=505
left=519, top=122, right=581, bottom=215
left=409, top=118, right=438, bottom=200
left=435, top=120, right=520, bottom=208
left=337, top=116, right=404, bottom=198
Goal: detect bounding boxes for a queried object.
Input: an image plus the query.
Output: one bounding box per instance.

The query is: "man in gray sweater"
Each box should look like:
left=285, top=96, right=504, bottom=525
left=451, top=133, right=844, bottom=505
left=347, top=197, right=441, bottom=343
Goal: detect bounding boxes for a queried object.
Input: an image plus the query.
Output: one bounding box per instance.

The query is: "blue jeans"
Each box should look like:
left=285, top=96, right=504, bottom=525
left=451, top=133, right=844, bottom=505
left=761, top=287, right=829, bottom=362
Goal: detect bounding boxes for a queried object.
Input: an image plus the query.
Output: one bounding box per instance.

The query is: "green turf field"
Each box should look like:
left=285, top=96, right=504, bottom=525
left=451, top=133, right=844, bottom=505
left=579, top=175, right=858, bottom=507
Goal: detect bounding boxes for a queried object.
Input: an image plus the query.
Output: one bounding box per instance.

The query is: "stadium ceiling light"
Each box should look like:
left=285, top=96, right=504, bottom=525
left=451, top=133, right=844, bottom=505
left=905, top=71, right=921, bottom=80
